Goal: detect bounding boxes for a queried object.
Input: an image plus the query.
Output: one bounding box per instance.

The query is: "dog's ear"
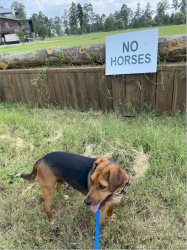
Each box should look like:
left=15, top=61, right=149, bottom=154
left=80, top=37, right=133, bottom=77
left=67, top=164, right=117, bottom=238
left=92, top=160, right=99, bottom=172
left=108, top=168, right=126, bottom=192
left=92, top=157, right=108, bottom=171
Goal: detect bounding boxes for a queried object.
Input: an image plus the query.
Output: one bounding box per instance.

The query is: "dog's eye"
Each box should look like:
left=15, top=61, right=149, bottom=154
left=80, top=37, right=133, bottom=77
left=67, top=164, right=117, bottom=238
left=98, top=184, right=106, bottom=190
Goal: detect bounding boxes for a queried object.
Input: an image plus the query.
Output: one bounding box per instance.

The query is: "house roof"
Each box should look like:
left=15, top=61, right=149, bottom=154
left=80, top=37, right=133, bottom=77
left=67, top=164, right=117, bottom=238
left=0, top=15, right=20, bottom=21
left=0, top=7, right=14, bottom=15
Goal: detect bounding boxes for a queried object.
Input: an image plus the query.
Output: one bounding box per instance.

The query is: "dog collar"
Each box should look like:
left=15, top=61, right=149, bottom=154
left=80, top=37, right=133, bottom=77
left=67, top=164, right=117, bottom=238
left=113, top=183, right=130, bottom=197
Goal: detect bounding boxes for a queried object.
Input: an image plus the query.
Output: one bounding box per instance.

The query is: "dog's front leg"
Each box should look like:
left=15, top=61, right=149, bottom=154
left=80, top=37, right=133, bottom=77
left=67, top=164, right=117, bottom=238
left=107, top=204, right=114, bottom=217
left=100, top=205, right=109, bottom=225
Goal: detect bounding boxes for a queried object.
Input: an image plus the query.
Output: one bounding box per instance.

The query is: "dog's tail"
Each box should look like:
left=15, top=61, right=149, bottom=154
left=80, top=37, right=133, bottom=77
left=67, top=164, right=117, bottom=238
left=16, top=160, right=40, bottom=180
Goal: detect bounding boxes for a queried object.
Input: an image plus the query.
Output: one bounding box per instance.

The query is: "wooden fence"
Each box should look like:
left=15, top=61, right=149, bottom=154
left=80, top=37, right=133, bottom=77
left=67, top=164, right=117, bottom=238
left=0, top=63, right=186, bottom=112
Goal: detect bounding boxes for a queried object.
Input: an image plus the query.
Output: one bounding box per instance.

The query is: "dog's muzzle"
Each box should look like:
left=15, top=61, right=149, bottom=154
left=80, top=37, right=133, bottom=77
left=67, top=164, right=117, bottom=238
left=84, top=198, right=92, bottom=206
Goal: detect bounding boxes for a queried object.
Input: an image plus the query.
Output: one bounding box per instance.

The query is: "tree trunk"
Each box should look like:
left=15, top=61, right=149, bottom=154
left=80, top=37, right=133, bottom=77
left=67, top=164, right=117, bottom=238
left=0, top=35, right=186, bottom=69
left=158, top=35, right=186, bottom=62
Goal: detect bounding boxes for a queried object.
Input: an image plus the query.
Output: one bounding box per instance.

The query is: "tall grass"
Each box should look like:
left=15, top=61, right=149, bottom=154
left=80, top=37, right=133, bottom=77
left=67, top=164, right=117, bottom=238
left=0, top=104, right=185, bottom=249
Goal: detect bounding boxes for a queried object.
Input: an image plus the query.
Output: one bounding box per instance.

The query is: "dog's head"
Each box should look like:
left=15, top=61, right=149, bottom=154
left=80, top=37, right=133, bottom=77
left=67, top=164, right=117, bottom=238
left=84, top=157, right=130, bottom=213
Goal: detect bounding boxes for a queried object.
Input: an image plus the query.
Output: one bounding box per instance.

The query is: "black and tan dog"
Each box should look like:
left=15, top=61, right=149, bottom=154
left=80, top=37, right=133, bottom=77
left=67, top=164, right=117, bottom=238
left=16, top=152, right=130, bottom=224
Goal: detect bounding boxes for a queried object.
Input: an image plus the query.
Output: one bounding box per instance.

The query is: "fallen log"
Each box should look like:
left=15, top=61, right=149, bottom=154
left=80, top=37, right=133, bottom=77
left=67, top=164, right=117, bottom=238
left=158, top=35, right=186, bottom=62
left=0, top=44, right=105, bottom=70
left=0, top=34, right=186, bottom=69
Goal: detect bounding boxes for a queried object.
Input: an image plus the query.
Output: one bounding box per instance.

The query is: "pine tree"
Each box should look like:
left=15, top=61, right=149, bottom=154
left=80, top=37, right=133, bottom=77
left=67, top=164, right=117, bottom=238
left=120, top=4, right=133, bottom=29
left=155, top=0, right=169, bottom=25
left=172, top=0, right=179, bottom=11
left=132, top=3, right=143, bottom=28
left=62, top=10, right=69, bottom=35
left=179, top=0, right=186, bottom=14
left=69, top=2, right=78, bottom=35
left=143, top=3, right=153, bottom=26
left=77, top=3, right=84, bottom=34
left=11, top=1, right=26, bottom=19
left=32, top=11, right=50, bottom=39
left=114, top=11, right=123, bottom=30
left=83, top=3, right=94, bottom=33
left=104, top=14, right=116, bottom=31
left=54, top=16, right=63, bottom=36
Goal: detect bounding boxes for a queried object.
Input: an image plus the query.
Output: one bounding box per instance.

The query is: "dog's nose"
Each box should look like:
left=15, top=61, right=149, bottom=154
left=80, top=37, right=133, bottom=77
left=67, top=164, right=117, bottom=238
left=84, top=198, right=91, bottom=205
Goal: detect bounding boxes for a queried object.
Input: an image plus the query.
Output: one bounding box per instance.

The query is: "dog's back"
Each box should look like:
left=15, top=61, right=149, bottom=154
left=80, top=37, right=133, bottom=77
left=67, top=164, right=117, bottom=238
left=42, top=152, right=96, bottom=194
left=17, top=151, right=96, bottom=194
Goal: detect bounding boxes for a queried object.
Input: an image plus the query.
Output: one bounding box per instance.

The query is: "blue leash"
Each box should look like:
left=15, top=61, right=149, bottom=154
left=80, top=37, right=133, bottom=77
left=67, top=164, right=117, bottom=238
left=94, top=209, right=100, bottom=250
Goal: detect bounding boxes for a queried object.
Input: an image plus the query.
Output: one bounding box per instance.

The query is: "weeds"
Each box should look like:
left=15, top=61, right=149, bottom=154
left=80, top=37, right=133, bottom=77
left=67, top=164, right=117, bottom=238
left=0, top=104, right=185, bottom=249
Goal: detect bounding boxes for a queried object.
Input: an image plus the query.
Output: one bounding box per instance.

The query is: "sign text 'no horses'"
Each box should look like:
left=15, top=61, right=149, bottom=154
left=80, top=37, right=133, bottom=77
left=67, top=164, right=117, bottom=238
left=105, top=29, right=158, bottom=75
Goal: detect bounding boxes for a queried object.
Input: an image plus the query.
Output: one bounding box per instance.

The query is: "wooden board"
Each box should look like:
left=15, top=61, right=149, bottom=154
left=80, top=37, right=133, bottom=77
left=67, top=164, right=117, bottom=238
left=112, top=75, right=126, bottom=108
left=24, top=73, right=37, bottom=104
left=0, top=73, right=13, bottom=101
left=62, top=72, right=78, bottom=108
left=14, top=73, right=31, bottom=103
left=30, top=72, right=50, bottom=105
left=0, top=64, right=185, bottom=112
left=13, top=73, right=25, bottom=103
left=85, top=72, right=100, bottom=110
left=8, top=73, right=20, bottom=102
left=172, top=70, right=186, bottom=111
left=30, top=73, right=40, bottom=104
left=125, top=74, right=141, bottom=109
left=98, top=71, right=113, bottom=111
left=141, top=73, right=157, bottom=109
left=74, top=72, right=88, bottom=110
left=50, top=72, right=66, bottom=106
left=155, top=70, right=175, bottom=112
left=46, top=70, right=57, bottom=104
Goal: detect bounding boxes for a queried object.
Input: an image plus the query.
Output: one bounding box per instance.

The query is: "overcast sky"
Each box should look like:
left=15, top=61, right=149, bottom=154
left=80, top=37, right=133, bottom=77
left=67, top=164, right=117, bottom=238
left=1, top=0, right=173, bottom=18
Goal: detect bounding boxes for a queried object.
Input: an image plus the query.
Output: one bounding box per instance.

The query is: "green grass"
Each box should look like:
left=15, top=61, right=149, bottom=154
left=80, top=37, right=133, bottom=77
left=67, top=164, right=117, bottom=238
left=0, top=24, right=186, bottom=54
left=0, top=104, right=186, bottom=249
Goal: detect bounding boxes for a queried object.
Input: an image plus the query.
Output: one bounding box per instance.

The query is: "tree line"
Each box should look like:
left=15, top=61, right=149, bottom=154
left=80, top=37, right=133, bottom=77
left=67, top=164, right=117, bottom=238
left=11, top=0, right=186, bottom=38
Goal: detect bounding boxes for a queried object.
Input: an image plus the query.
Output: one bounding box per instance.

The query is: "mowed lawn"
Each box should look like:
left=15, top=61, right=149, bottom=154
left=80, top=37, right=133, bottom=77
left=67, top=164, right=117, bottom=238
left=0, top=104, right=185, bottom=249
left=0, top=24, right=186, bottom=54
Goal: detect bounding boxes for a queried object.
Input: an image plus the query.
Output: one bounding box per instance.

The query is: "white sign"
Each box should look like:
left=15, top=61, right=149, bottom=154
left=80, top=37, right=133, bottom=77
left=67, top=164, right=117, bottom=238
left=105, top=29, right=158, bottom=75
